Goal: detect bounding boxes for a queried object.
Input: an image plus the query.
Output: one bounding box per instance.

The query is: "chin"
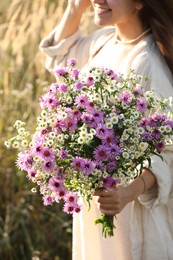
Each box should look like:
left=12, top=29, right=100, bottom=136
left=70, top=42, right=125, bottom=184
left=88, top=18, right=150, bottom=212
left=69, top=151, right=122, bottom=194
left=94, top=17, right=111, bottom=27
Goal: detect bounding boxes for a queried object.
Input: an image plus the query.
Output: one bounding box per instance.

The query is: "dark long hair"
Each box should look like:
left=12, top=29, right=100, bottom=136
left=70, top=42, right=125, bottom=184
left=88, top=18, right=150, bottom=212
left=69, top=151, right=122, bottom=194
left=140, top=0, right=173, bottom=74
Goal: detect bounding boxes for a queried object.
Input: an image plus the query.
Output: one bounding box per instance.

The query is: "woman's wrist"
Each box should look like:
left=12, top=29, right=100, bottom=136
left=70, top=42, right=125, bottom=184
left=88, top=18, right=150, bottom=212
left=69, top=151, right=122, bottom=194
left=125, top=168, right=157, bottom=202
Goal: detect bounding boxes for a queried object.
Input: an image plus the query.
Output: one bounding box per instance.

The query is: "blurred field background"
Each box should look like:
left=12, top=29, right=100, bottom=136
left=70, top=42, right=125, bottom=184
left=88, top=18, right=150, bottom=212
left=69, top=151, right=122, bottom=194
left=0, top=0, right=96, bottom=259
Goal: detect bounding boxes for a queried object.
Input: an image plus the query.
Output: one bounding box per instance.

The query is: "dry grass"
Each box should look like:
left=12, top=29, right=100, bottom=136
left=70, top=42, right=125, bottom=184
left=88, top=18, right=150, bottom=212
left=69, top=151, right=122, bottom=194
left=0, top=0, right=96, bottom=259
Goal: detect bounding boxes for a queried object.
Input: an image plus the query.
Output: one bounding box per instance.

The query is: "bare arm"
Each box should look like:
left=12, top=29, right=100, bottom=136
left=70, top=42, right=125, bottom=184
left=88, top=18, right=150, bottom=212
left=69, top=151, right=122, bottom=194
left=94, top=168, right=156, bottom=215
left=53, top=0, right=91, bottom=44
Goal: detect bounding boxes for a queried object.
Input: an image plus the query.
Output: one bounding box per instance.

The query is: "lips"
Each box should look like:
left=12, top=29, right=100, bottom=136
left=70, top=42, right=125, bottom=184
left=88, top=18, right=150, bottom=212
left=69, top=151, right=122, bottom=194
left=95, top=6, right=112, bottom=14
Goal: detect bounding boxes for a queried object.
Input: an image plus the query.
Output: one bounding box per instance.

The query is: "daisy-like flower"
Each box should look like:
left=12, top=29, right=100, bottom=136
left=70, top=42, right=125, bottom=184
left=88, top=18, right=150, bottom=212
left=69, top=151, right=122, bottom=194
left=75, top=95, right=88, bottom=108
left=59, top=149, right=68, bottom=159
left=40, top=92, right=59, bottom=110
left=40, top=147, right=55, bottom=161
left=65, top=192, right=79, bottom=204
left=94, top=145, right=108, bottom=161
left=48, top=176, right=63, bottom=192
left=41, top=160, right=55, bottom=172
left=71, top=157, right=85, bottom=171
left=74, top=81, right=83, bottom=90
left=71, top=68, right=79, bottom=78
left=136, top=97, right=147, bottom=113
left=27, top=169, right=38, bottom=179
left=118, top=91, right=132, bottom=105
left=96, top=124, right=109, bottom=139
left=102, top=176, right=117, bottom=189
left=54, top=67, right=67, bottom=77
left=82, top=159, right=95, bottom=175
left=43, top=195, right=54, bottom=206
left=59, top=83, right=68, bottom=93
left=65, top=118, right=77, bottom=131
left=107, top=143, right=121, bottom=159
left=67, top=58, right=76, bottom=67
left=155, top=141, right=165, bottom=152
left=85, top=76, right=94, bottom=86
left=16, top=151, right=33, bottom=171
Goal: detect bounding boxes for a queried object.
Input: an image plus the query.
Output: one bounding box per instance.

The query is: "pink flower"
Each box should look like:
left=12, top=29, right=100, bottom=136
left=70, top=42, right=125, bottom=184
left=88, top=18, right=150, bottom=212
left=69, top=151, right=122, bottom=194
left=136, top=97, right=147, bottom=113
left=94, top=145, right=108, bottom=161
left=54, top=67, right=67, bottom=77
left=16, top=151, right=33, bottom=171
left=82, top=159, right=95, bottom=175
left=75, top=95, right=88, bottom=108
left=43, top=195, right=54, bottom=206
left=71, top=157, right=85, bottom=171
left=59, top=83, right=68, bottom=93
left=48, top=176, right=63, bottom=192
left=118, top=91, right=132, bottom=105
left=40, top=92, right=59, bottom=110
left=41, top=161, right=55, bottom=172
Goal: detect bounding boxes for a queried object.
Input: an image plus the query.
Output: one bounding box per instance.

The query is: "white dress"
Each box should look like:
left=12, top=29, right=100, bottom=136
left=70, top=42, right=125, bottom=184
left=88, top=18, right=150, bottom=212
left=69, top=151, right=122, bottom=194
left=40, top=26, right=173, bottom=260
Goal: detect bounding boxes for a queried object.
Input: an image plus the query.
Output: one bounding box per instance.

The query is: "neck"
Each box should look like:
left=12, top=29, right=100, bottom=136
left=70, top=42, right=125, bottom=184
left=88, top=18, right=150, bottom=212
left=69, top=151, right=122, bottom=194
left=114, top=17, right=148, bottom=44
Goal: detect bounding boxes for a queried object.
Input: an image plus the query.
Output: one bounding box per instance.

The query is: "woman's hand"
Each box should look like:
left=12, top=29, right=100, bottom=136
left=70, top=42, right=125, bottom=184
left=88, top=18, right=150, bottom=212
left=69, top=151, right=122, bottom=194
left=94, top=168, right=157, bottom=216
left=94, top=185, right=131, bottom=216
left=68, top=0, right=91, bottom=12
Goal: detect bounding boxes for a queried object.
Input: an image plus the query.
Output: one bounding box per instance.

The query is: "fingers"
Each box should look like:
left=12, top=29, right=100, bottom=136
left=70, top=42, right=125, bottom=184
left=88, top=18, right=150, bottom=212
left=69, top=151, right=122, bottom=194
left=94, top=188, right=115, bottom=197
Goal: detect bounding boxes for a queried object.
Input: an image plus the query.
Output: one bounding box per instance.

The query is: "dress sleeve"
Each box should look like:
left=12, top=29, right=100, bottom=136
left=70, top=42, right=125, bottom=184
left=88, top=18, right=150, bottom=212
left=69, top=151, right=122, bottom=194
left=132, top=43, right=173, bottom=208
left=39, top=26, right=114, bottom=72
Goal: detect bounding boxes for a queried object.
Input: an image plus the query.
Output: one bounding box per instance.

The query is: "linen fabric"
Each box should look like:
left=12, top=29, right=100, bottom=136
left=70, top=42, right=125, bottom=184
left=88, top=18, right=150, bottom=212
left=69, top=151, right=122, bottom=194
left=40, top=26, right=173, bottom=260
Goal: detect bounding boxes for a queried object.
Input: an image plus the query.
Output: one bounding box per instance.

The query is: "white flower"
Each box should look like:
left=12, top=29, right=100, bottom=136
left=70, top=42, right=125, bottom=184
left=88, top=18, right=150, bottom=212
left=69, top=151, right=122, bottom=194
left=57, top=134, right=64, bottom=142
left=47, top=140, right=54, bottom=146
left=137, top=127, right=145, bottom=134
left=111, top=116, right=119, bottom=124
left=78, top=137, right=85, bottom=144
left=14, top=120, right=25, bottom=129
left=93, top=74, right=101, bottom=82
left=90, top=128, right=96, bottom=135
left=31, top=188, right=37, bottom=193
left=66, top=97, right=72, bottom=104
left=106, top=122, right=113, bottom=129
left=49, top=132, right=56, bottom=138
left=134, top=151, right=141, bottom=158
left=18, top=127, right=25, bottom=134
left=21, top=140, right=28, bottom=147
left=12, top=141, right=19, bottom=148
left=61, top=112, right=67, bottom=119
left=159, top=126, right=166, bottom=133
left=127, top=128, right=133, bottom=134
left=121, top=134, right=129, bottom=141
left=139, top=142, right=148, bottom=151
left=41, top=110, right=48, bottom=118
left=108, top=84, right=116, bottom=92
left=164, top=125, right=172, bottom=133
left=87, top=134, right=93, bottom=140
left=122, top=152, right=130, bottom=159
left=80, top=132, right=88, bottom=139
left=4, top=141, right=10, bottom=148
left=103, top=171, right=108, bottom=178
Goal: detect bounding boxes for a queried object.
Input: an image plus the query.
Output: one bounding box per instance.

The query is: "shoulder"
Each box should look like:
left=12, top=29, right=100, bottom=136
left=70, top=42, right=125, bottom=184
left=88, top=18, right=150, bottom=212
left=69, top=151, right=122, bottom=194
left=130, top=35, right=173, bottom=97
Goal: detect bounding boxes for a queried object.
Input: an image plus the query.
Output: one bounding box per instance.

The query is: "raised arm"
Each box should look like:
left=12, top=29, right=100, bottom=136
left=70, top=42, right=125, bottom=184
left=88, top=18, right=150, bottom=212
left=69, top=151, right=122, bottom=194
left=53, top=0, right=91, bottom=44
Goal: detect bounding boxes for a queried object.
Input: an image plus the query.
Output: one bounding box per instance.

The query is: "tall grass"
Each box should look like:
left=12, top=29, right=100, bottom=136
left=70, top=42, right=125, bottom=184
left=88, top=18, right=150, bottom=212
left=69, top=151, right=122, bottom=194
left=0, top=0, right=96, bottom=259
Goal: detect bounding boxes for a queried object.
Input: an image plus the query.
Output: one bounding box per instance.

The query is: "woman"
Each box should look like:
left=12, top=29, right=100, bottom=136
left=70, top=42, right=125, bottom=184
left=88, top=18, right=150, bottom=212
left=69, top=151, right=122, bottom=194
left=40, top=0, right=173, bottom=259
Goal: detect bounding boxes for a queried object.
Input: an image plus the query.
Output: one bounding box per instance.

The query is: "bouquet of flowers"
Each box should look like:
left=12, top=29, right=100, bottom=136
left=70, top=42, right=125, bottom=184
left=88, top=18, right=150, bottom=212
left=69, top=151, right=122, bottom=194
left=5, top=58, right=173, bottom=237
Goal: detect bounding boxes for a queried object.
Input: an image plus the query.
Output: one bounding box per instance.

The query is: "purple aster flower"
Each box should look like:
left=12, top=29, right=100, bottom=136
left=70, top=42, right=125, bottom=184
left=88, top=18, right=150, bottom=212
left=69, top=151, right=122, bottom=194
left=48, top=176, right=63, bottom=192
left=107, top=161, right=117, bottom=172
left=67, top=58, right=77, bottom=66
left=133, top=86, right=143, bottom=95
left=102, top=134, right=119, bottom=146
left=95, top=161, right=104, bottom=171
left=71, top=69, right=79, bottom=78
left=155, top=141, right=165, bottom=152
left=65, top=117, right=77, bottom=131
left=72, top=109, right=82, bottom=120
left=136, top=97, right=147, bottom=113
left=49, top=83, right=59, bottom=94
left=81, top=114, right=97, bottom=128
left=59, top=149, right=68, bottom=159
left=55, top=187, right=67, bottom=200
left=82, top=159, right=95, bottom=175
left=94, top=145, right=108, bottom=161
left=43, top=195, right=54, bottom=206
left=59, top=83, right=68, bottom=93
left=107, top=143, right=120, bottom=159
left=54, top=67, right=67, bottom=77
left=71, top=157, right=85, bottom=171
left=16, top=151, right=33, bottom=171
left=91, top=110, right=104, bottom=123
left=85, top=76, right=94, bottom=86
left=85, top=101, right=95, bottom=111
left=96, top=124, right=109, bottom=139
left=102, top=176, right=118, bottom=189
left=65, top=192, right=79, bottom=204
left=74, top=205, right=81, bottom=213
left=74, top=81, right=83, bottom=91
left=31, top=144, right=43, bottom=156
left=27, top=169, right=38, bottom=179
left=40, top=147, right=55, bottom=161
left=141, top=132, right=153, bottom=141
left=164, top=119, right=173, bottom=128
left=63, top=203, right=75, bottom=214
left=118, top=91, right=132, bottom=105
left=152, top=129, right=161, bottom=139
left=75, top=95, right=88, bottom=108
left=40, top=92, right=59, bottom=110
left=140, top=118, right=150, bottom=128
left=54, top=120, right=66, bottom=133
left=41, top=161, right=55, bottom=172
